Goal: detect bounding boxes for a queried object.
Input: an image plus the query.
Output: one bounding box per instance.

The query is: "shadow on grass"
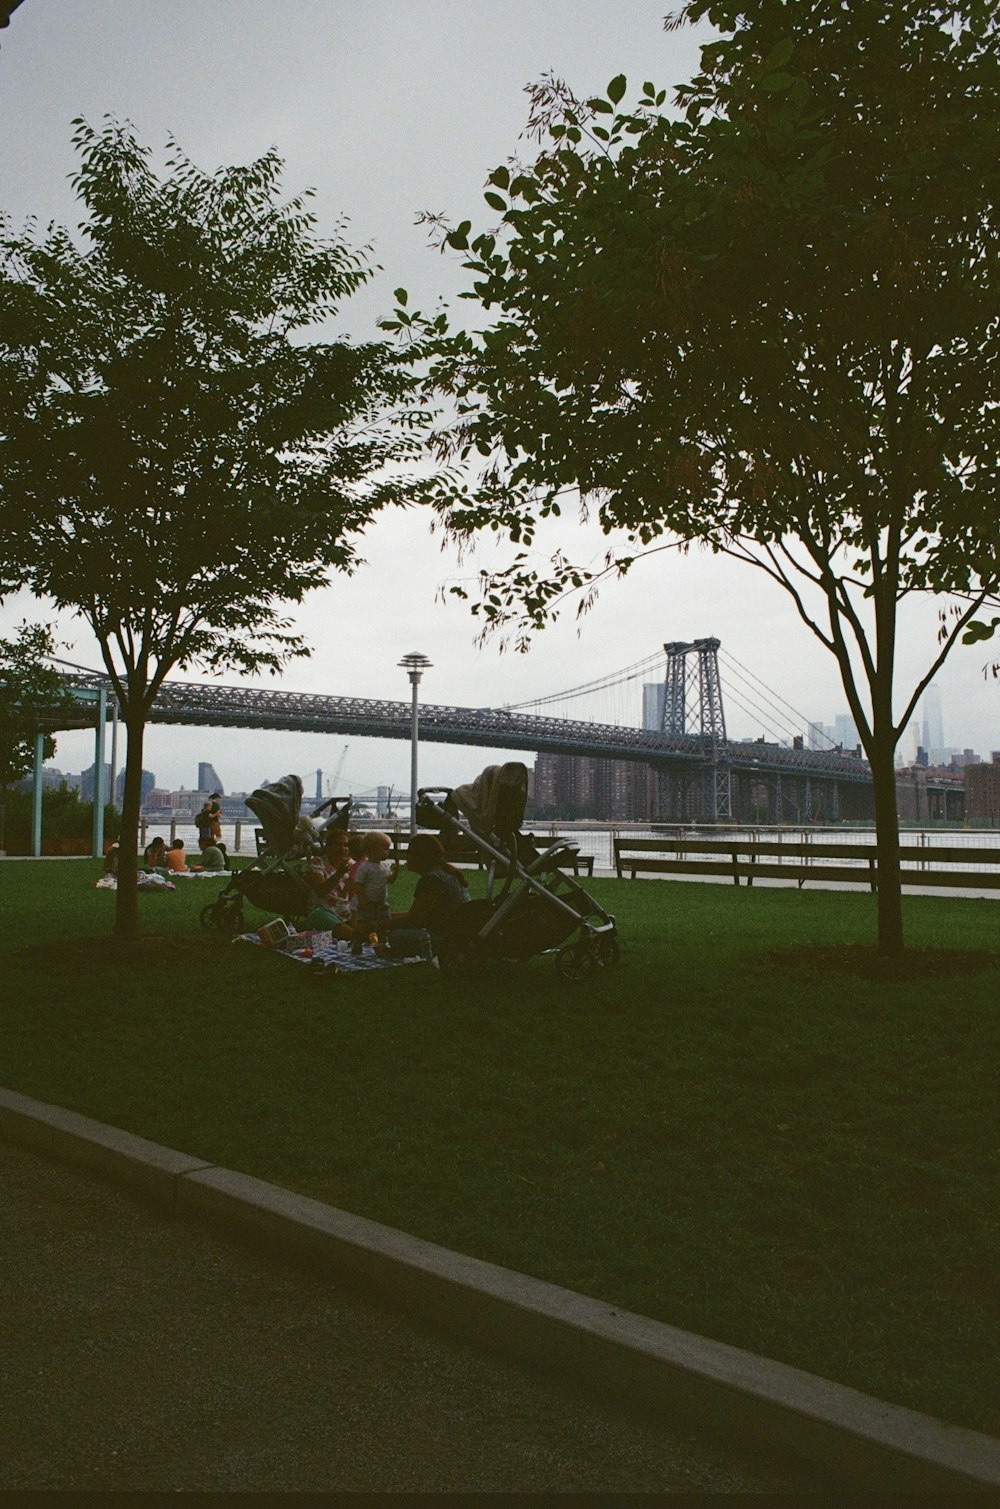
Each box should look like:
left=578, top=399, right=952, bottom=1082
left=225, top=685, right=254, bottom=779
left=750, top=943, right=1000, bottom=982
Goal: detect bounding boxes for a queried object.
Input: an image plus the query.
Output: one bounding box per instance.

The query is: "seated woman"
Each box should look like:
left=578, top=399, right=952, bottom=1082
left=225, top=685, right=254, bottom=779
left=303, top=827, right=353, bottom=934
left=143, top=835, right=167, bottom=871
left=389, top=833, right=469, bottom=958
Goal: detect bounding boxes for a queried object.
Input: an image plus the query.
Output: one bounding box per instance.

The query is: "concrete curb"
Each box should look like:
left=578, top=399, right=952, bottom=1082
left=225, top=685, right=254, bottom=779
left=2, top=1085, right=997, bottom=1492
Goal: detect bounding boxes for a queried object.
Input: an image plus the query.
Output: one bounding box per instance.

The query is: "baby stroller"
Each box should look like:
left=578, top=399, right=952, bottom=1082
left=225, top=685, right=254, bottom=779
left=414, top=761, right=619, bottom=979
left=200, top=774, right=351, bottom=936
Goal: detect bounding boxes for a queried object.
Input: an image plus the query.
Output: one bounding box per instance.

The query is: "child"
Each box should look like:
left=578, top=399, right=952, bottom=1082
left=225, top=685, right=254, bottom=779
left=345, top=831, right=366, bottom=932
left=350, top=831, right=398, bottom=952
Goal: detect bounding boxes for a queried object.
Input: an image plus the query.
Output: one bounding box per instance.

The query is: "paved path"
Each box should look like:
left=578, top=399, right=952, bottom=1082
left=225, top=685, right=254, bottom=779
left=0, top=1139, right=812, bottom=1493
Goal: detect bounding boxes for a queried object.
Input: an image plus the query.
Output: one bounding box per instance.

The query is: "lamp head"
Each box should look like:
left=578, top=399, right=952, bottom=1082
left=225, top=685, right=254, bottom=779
left=398, top=652, right=432, bottom=684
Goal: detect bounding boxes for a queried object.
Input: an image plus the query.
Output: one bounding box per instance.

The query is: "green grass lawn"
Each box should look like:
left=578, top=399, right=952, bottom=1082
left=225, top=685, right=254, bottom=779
left=1, top=858, right=998, bottom=1434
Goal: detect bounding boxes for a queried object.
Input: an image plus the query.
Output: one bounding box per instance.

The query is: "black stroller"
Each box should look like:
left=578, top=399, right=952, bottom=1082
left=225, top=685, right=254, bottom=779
left=414, top=761, right=619, bottom=979
left=200, top=774, right=351, bottom=936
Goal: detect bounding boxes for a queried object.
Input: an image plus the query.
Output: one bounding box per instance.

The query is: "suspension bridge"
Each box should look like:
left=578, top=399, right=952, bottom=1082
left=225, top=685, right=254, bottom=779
left=42, top=640, right=873, bottom=825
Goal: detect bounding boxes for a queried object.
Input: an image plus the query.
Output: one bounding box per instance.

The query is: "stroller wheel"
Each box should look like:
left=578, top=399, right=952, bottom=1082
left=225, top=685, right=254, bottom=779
left=597, top=935, right=621, bottom=968
left=557, top=937, right=597, bottom=982
left=223, top=903, right=245, bottom=936
left=202, top=899, right=244, bottom=936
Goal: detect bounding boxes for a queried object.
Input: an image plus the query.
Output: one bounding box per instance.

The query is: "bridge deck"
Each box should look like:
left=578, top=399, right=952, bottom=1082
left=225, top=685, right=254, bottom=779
left=43, top=672, right=873, bottom=783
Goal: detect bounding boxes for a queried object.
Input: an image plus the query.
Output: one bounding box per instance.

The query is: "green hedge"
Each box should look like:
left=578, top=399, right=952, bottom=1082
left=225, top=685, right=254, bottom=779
left=0, top=786, right=120, bottom=855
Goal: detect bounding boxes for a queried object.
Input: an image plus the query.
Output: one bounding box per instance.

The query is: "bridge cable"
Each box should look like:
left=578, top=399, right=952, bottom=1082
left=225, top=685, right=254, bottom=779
left=719, top=647, right=837, bottom=748
left=504, top=650, right=666, bottom=710
left=719, top=679, right=799, bottom=746
left=46, top=654, right=108, bottom=677
left=718, top=669, right=803, bottom=742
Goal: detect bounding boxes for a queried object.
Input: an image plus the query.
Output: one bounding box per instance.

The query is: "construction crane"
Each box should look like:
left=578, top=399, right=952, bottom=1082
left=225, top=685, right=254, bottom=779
left=328, top=744, right=349, bottom=797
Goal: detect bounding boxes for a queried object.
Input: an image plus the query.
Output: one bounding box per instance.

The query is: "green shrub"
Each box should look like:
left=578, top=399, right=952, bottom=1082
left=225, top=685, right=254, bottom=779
left=0, top=786, right=119, bottom=855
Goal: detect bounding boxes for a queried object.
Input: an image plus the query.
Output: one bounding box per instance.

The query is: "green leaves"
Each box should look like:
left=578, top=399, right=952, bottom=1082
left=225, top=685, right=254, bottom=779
left=417, top=0, right=999, bottom=735
left=445, top=219, right=472, bottom=250
left=0, top=117, right=439, bottom=915
left=962, top=617, right=1000, bottom=645
left=764, top=37, right=795, bottom=70
left=0, top=623, right=76, bottom=791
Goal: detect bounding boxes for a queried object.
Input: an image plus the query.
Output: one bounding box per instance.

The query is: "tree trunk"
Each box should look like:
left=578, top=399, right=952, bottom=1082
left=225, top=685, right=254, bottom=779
left=870, top=737, right=904, bottom=955
left=113, top=710, right=146, bottom=940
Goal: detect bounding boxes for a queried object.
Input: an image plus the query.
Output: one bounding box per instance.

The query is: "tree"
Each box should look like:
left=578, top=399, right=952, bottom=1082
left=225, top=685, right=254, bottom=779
left=0, top=621, right=75, bottom=791
left=392, top=0, right=1000, bottom=954
left=0, top=119, right=430, bottom=938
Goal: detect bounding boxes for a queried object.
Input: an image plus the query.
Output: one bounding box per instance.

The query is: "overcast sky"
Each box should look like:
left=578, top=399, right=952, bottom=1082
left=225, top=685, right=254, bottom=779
left=1, top=0, right=995, bottom=799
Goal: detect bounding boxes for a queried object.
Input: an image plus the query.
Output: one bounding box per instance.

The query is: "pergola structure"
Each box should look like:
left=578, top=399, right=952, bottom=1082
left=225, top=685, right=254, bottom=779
left=22, top=683, right=113, bottom=858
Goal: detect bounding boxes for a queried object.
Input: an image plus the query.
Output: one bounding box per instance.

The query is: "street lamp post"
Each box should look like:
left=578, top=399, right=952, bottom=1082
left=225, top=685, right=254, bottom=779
left=399, top=653, right=432, bottom=833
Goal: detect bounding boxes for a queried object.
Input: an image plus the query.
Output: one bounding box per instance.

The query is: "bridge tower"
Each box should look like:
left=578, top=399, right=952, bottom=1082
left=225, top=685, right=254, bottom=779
left=661, top=639, right=732, bottom=821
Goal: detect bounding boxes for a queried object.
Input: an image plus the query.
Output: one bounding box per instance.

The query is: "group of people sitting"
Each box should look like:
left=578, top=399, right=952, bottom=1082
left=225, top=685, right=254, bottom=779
left=143, top=834, right=229, bottom=874
left=303, top=825, right=469, bottom=958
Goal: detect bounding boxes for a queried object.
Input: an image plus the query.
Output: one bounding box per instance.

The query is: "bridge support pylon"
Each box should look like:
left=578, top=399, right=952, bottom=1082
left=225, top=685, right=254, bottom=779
left=661, top=639, right=732, bottom=822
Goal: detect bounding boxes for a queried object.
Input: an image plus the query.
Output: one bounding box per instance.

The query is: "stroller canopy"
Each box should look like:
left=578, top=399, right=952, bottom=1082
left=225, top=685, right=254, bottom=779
left=451, top=762, right=528, bottom=840
left=246, top=774, right=303, bottom=856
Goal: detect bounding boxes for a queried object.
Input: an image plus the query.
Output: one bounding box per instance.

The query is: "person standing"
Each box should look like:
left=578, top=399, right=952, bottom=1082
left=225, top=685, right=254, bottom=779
left=207, top=792, right=223, bottom=842
left=195, top=800, right=215, bottom=848
left=351, top=831, right=398, bottom=949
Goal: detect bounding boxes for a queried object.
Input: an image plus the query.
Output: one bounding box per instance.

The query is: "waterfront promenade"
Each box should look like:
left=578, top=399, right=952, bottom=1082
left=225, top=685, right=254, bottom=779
left=140, top=817, right=1000, bottom=896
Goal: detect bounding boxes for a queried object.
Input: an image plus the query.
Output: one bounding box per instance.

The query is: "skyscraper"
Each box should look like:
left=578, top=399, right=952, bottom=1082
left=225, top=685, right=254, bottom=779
left=921, top=685, right=945, bottom=762
left=115, top=768, right=155, bottom=805
left=79, top=763, right=112, bottom=802
left=642, top=682, right=666, bottom=732
left=197, top=761, right=224, bottom=794
left=834, top=713, right=860, bottom=752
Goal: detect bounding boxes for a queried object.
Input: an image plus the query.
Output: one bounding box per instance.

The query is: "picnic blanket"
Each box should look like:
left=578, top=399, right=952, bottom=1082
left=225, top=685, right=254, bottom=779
left=95, top=873, right=176, bottom=891
left=234, top=928, right=435, bottom=974
left=168, top=870, right=229, bottom=880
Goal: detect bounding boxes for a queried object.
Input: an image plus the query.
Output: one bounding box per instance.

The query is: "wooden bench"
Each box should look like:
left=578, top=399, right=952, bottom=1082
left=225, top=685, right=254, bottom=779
left=390, top=831, right=594, bottom=878
left=524, top=834, right=595, bottom=879
left=390, top=832, right=488, bottom=870
left=613, top=835, right=1000, bottom=892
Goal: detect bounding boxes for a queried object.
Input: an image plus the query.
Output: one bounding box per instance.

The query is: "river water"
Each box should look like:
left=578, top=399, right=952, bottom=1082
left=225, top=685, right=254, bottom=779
left=141, top=816, right=1000, bottom=878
